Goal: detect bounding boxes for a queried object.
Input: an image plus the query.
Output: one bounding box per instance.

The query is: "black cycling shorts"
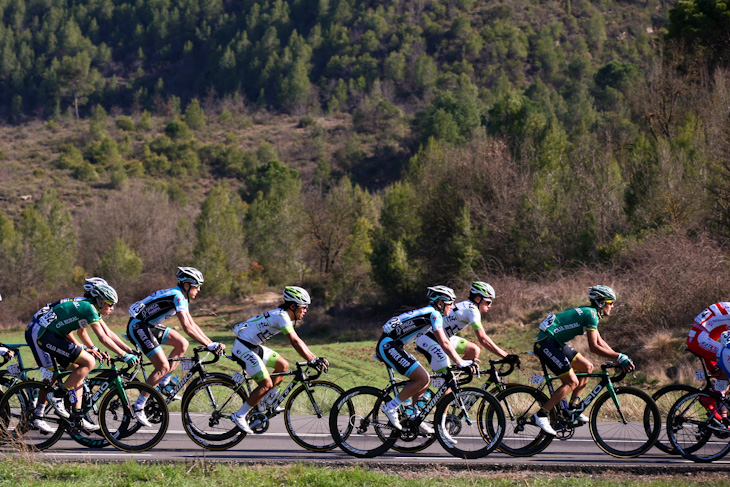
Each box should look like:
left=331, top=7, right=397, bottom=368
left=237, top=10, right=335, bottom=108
left=533, top=336, right=579, bottom=376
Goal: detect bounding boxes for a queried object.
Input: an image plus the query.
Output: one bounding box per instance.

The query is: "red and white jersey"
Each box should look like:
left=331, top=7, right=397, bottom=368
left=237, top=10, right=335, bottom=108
left=688, top=302, right=730, bottom=357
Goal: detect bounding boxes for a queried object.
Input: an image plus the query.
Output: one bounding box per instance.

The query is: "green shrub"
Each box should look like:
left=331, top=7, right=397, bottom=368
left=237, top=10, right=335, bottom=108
left=115, top=116, right=136, bottom=131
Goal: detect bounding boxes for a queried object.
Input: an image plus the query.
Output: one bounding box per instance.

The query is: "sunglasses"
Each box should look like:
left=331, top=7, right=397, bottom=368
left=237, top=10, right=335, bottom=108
left=603, top=300, right=615, bottom=305
left=298, top=305, right=309, bottom=310
left=483, top=299, right=493, bottom=305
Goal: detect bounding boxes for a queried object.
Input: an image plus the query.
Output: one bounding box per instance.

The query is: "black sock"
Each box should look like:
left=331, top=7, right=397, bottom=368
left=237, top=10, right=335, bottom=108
left=536, top=408, right=549, bottom=417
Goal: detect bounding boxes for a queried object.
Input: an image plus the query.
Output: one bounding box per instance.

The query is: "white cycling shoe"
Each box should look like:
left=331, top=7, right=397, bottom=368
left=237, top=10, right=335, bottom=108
left=77, top=415, right=101, bottom=432
left=230, top=413, right=253, bottom=434
left=532, top=413, right=557, bottom=436
left=33, top=418, right=55, bottom=434
left=46, top=392, right=70, bottom=419
left=568, top=409, right=589, bottom=424
left=381, top=404, right=402, bottom=430
left=133, top=406, right=153, bottom=427
left=418, top=421, right=435, bottom=435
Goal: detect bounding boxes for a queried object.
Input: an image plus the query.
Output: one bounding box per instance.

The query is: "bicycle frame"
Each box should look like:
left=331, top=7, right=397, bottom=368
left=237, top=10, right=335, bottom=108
left=231, top=361, right=323, bottom=414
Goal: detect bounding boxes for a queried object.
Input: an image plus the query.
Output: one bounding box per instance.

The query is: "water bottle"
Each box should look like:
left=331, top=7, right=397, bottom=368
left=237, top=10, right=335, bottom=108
left=262, top=387, right=281, bottom=408
left=416, top=390, right=433, bottom=410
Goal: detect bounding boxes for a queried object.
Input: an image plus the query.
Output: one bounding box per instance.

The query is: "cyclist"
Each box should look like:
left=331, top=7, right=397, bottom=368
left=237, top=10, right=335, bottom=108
left=229, top=286, right=329, bottom=434
left=35, top=280, right=136, bottom=430
left=376, top=285, right=474, bottom=433
left=416, top=281, right=520, bottom=374
left=26, top=278, right=137, bottom=433
left=127, top=266, right=224, bottom=426
left=532, top=285, right=634, bottom=436
left=688, top=302, right=730, bottom=418
left=0, top=292, right=14, bottom=361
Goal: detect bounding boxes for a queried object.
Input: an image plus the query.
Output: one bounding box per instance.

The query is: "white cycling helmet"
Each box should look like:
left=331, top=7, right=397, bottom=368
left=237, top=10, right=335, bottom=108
left=176, top=267, right=204, bottom=287
left=87, top=281, right=118, bottom=305
left=283, top=286, right=311, bottom=306
left=83, top=277, right=109, bottom=294
left=470, top=281, right=495, bottom=301
left=426, top=285, right=456, bottom=304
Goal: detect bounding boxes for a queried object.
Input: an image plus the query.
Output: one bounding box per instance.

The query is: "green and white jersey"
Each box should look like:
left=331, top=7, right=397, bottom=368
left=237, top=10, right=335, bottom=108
left=38, top=298, right=101, bottom=337
left=443, top=300, right=484, bottom=338
left=536, top=306, right=599, bottom=346
left=233, top=308, right=294, bottom=346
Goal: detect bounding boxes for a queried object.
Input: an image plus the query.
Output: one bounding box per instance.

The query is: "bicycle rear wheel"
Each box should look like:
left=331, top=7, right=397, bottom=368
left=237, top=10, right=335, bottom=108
left=329, top=386, right=394, bottom=458
left=99, top=381, right=168, bottom=452
left=666, top=391, right=730, bottom=463
left=0, top=380, right=65, bottom=450
left=285, top=380, right=344, bottom=452
left=374, top=384, right=437, bottom=453
left=493, top=385, right=554, bottom=456
left=433, top=387, right=505, bottom=459
left=181, top=377, right=247, bottom=450
left=651, top=384, right=697, bottom=454
left=589, top=386, right=660, bottom=458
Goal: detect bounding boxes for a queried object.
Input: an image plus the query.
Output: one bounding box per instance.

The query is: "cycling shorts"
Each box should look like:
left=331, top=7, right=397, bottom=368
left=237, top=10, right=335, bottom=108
left=36, top=330, right=83, bottom=369
left=376, top=335, right=421, bottom=378
left=415, top=332, right=467, bottom=373
left=533, top=336, right=579, bottom=376
left=127, top=318, right=170, bottom=358
left=231, top=339, right=280, bottom=382
left=25, top=322, right=53, bottom=369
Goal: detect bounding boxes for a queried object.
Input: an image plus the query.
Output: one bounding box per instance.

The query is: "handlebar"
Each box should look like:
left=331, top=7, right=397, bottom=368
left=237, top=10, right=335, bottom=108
left=601, top=362, right=628, bottom=382
left=168, top=346, right=222, bottom=366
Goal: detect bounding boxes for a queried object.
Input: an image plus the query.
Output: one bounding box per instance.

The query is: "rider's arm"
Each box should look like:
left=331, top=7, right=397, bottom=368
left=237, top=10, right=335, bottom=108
left=176, top=310, right=219, bottom=348
left=586, top=329, right=621, bottom=359
left=89, top=322, right=128, bottom=356
left=473, top=327, right=508, bottom=358
left=98, top=318, right=134, bottom=354
left=286, top=329, right=317, bottom=362
left=75, top=328, right=95, bottom=348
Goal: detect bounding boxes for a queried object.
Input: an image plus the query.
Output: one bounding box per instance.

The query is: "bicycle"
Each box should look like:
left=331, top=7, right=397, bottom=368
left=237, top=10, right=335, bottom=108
left=0, top=354, right=168, bottom=452
left=329, top=364, right=505, bottom=459
left=651, top=348, right=717, bottom=454
left=494, top=358, right=660, bottom=458
left=181, top=360, right=343, bottom=452
left=0, top=343, right=40, bottom=394
left=666, top=386, right=730, bottom=462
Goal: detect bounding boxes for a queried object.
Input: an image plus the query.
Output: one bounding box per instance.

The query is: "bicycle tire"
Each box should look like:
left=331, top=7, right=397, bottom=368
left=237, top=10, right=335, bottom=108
left=373, top=384, right=437, bottom=454
left=651, top=384, right=697, bottom=454
left=433, top=386, right=505, bottom=459
left=329, top=385, right=394, bottom=458
left=0, top=380, right=65, bottom=450
left=284, top=380, right=345, bottom=452
left=68, top=374, right=119, bottom=449
left=180, top=376, right=247, bottom=451
left=666, top=391, right=730, bottom=463
left=493, top=385, right=554, bottom=456
left=99, top=381, right=168, bottom=452
left=179, top=372, right=234, bottom=404
left=589, top=386, right=660, bottom=458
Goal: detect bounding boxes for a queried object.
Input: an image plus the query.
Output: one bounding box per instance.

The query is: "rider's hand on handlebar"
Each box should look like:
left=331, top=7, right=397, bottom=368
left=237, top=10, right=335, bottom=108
left=123, top=353, right=139, bottom=365
left=207, top=342, right=225, bottom=355
left=505, top=354, right=521, bottom=368
left=308, top=357, right=329, bottom=372
left=617, top=353, right=635, bottom=373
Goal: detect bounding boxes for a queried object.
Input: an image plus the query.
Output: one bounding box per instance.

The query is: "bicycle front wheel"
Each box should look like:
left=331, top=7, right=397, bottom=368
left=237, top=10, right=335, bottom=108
left=494, top=385, right=554, bottom=456
left=589, top=386, right=660, bottom=458
left=99, top=381, right=168, bottom=452
left=651, top=384, right=697, bottom=454
left=329, top=386, right=395, bottom=458
left=0, top=380, right=65, bottom=450
left=433, top=387, right=505, bottom=459
left=666, top=391, right=730, bottom=463
left=181, top=377, right=247, bottom=451
left=285, top=380, right=344, bottom=452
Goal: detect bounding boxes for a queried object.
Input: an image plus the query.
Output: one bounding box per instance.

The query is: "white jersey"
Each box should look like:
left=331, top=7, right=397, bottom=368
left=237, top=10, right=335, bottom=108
left=233, top=308, right=294, bottom=346
left=442, top=300, right=484, bottom=338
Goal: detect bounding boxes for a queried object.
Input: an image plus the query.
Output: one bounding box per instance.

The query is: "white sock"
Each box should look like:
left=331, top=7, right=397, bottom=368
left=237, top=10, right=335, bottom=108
left=235, top=402, right=252, bottom=417
left=134, top=395, right=148, bottom=409
left=386, top=397, right=403, bottom=410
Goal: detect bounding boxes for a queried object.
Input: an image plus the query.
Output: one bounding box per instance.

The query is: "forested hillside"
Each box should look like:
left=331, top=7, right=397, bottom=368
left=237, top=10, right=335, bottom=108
left=2, top=0, right=730, bottom=377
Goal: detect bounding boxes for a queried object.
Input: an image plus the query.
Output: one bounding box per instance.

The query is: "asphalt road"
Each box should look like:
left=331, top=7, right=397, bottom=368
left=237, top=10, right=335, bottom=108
left=22, top=413, right=730, bottom=473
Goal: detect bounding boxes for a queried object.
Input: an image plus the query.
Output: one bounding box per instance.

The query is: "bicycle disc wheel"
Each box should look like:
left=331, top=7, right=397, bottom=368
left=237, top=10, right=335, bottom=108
left=651, top=384, right=697, bottom=454
left=589, top=386, right=660, bottom=458
left=494, top=385, right=554, bottom=456
left=285, top=380, right=344, bottom=452
left=99, top=381, right=168, bottom=452
left=0, top=380, right=65, bottom=450
left=181, top=377, right=247, bottom=451
left=433, top=387, right=505, bottom=459
left=329, top=386, right=395, bottom=458
left=667, top=391, right=730, bottom=462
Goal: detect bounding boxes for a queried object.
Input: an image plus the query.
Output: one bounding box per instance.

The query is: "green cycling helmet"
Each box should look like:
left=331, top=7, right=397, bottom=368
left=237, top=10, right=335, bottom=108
left=470, top=281, right=495, bottom=300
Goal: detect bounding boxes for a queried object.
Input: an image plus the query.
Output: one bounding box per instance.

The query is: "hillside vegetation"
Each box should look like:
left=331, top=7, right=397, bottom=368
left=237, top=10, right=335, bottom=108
left=2, top=0, right=730, bottom=382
